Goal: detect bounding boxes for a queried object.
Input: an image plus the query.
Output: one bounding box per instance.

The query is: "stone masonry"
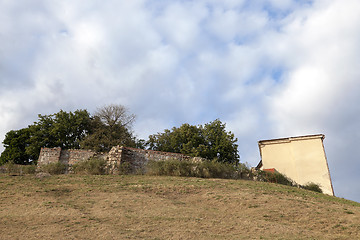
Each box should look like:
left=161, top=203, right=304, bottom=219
left=37, top=147, right=62, bottom=165
left=38, top=146, right=204, bottom=174
left=107, top=146, right=204, bottom=174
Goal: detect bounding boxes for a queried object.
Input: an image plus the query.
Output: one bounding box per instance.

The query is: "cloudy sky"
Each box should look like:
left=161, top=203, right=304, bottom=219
left=1, top=0, right=360, bottom=202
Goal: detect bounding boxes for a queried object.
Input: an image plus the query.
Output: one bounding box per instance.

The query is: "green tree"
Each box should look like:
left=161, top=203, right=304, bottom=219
left=80, top=104, right=137, bottom=152
left=201, top=119, right=239, bottom=163
left=147, top=119, right=239, bottom=164
left=0, top=105, right=139, bottom=165
left=25, top=109, right=92, bottom=160
left=1, top=109, right=92, bottom=164
left=0, top=128, right=33, bottom=165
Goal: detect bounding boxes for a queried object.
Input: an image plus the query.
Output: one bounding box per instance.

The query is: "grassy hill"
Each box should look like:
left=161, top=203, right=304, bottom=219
left=0, top=174, right=359, bottom=239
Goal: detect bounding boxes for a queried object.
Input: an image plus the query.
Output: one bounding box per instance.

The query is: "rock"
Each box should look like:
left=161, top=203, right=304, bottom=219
left=35, top=172, right=51, bottom=179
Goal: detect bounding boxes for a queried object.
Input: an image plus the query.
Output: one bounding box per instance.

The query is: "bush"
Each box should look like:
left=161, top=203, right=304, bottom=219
left=118, top=162, right=133, bottom=175
left=21, top=165, right=36, bottom=174
left=146, top=159, right=250, bottom=179
left=1, top=162, right=36, bottom=175
left=302, top=182, right=323, bottom=193
left=40, top=162, right=67, bottom=175
left=257, top=170, right=294, bottom=186
left=72, top=157, right=107, bottom=175
left=146, top=160, right=183, bottom=176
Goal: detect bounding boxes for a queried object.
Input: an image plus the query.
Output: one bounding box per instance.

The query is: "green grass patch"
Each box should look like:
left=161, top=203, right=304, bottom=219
left=39, top=162, right=67, bottom=175
left=72, top=157, right=107, bottom=175
left=301, top=182, right=323, bottom=193
left=0, top=162, right=36, bottom=175
left=145, top=159, right=250, bottom=180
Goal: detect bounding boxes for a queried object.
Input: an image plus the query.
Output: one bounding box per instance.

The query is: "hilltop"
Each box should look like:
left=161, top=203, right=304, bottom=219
left=0, top=174, right=359, bottom=239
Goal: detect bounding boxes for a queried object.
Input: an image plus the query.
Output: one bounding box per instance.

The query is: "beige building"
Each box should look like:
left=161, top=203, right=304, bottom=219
left=257, top=134, right=334, bottom=196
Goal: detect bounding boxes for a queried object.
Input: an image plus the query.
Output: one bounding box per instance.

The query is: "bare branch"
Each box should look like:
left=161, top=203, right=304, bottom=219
left=95, top=104, right=136, bottom=129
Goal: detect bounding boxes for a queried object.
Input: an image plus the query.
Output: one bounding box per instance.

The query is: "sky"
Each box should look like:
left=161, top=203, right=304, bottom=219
left=1, top=0, right=360, bottom=202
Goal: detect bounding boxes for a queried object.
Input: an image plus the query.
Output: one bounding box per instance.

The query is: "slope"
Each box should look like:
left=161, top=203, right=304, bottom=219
left=0, top=174, right=359, bottom=239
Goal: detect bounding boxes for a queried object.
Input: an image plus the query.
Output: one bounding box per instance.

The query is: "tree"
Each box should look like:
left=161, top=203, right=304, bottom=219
left=147, top=119, right=239, bottom=164
left=25, top=109, right=92, bottom=160
left=80, top=116, right=136, bottom=152
left=201, top=119, right=239, bottom=163
left=95, top=104, right=135, bottom=128
left=0, top=109, right=92, bottom=164
left=0, top=128, right=33, bottom=165
left=80, top=104, right=137, bottom=152
left=0, top=105, right=139, bottom=164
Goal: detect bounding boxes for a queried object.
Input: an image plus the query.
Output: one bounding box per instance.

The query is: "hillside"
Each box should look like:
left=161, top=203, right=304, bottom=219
left=0, top=174, right=359, bottom=239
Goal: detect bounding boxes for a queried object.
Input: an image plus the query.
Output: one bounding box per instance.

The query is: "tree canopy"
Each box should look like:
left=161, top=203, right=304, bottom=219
left=0, top=106, right=240, bottom=165
left=147, top=119, right=239, bottom=164
left=80, top=105, right=137, bottom=152
left=0, top=105, right=137, bottom=164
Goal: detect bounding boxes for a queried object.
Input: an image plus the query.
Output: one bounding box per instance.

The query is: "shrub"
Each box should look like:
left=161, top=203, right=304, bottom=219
left=3, top=162, right=22, bottom=175
left=147, top=159, right=196, bottom=177
left=1, top=162, right=36, bottom=175
left=257, top=170, right=294, bottom=186
left=118, top=162, right=133, bottom=175
left=146, top=159, right=250, bottom=179
left=21, top=165, right=36, bottom=174
left=302, top=182, right=323, bottom=193
left=146, top=160, right=180, bottom=176
left=72, top=157, right=107, bottom=175
left=40, top=162, right=67, bottom=175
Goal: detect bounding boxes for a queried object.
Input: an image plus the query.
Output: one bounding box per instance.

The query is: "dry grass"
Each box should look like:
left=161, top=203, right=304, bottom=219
left=0, top=174, right=359, bottom=239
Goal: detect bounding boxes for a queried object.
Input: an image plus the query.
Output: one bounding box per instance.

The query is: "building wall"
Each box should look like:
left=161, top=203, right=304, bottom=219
left=259, top=135, right=334, bottom=195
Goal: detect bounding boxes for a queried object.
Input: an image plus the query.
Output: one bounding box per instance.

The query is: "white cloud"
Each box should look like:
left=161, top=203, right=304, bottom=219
left=153, top=2, right=208, bottom=50
left=265, top=0, right=360, bottom=201
left=1, top=0, right=360, bottom=202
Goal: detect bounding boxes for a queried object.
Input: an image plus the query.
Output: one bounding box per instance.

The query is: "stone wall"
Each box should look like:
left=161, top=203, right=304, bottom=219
left=38, top=146, right=204, bottom=174
left=37, top=148, right=97, bottom=169
left=107, top=146, right=123, bottom=174
left=59, top=149, right=97, bottom=165
left=107, top=146, right=202, bottom=174
left=38, top=147, right=62, bottom=165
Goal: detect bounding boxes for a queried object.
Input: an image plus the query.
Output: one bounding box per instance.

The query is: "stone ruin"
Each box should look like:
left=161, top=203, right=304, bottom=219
left=37, top=146, right=204, bottom=174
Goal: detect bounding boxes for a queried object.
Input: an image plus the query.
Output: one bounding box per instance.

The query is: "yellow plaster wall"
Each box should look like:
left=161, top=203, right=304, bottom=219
left=259, top=135, right=334, bottom=196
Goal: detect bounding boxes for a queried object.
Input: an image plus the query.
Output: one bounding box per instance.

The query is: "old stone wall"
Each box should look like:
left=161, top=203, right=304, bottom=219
left=107, top=146, right=123, bottom=174
left=107, top=146, right=204, bottom=174
left=37, top=148, right=97, bottom=168
left=59, top=149, right=97, bottom=165
left=38, top=146, right=204, bottom=174
left=38, top=147, right=62, bottom=165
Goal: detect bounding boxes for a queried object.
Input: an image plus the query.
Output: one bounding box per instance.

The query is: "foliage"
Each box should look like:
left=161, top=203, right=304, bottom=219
left=0, top=109, right=92, bottom=164
left=147, top=119, right=239, bottom=164
left=302, top=182, right=323, bottom=193
left=80, top=104, right=137, bottom=152
left=146, top=159, right=249, bottom=179
left=1, top=104, right=139, bottom=164
left=72, top=157, right=107, bottom=175
left=118, top=162, right=133, bottom=175
left=195, top=160, right=238, bottom=179
left=26, top=109, right=92, bottom=160
left=1, top=162, right=36, bottom=175
left=256, top=170, right=294, bottom=186
left=80, top=116, right=136, bottom=152
left=39, top=162, right=67, bottom=175
left=0, top=128, right=33, bottom=165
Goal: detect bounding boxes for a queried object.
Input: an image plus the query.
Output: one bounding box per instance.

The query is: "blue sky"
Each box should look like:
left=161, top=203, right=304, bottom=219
left=1, top=0, right=360, bottom=202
